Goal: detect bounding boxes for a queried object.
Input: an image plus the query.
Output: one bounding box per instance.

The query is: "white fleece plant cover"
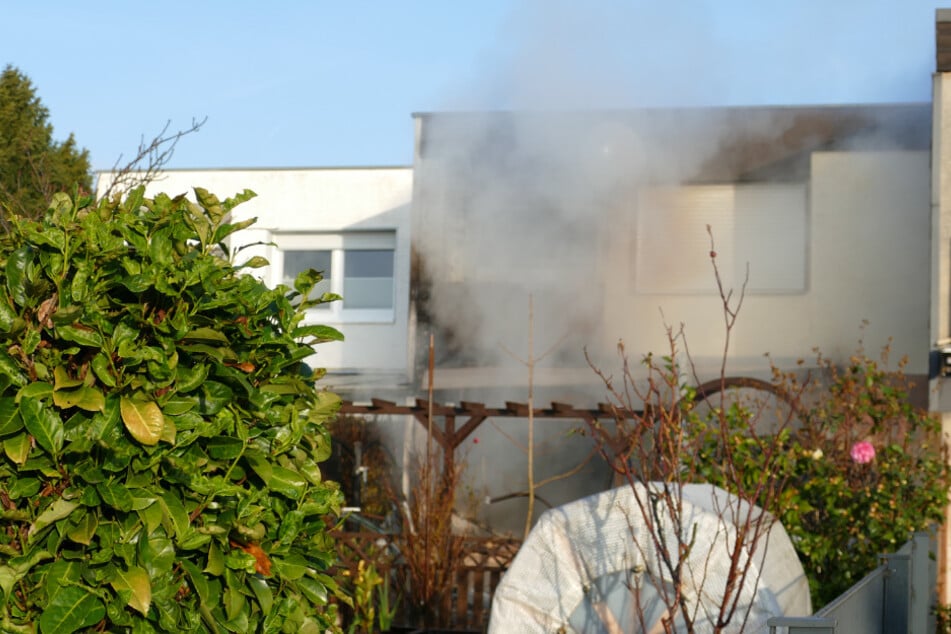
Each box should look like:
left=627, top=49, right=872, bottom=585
left=489, top=483, right=811, bottom=633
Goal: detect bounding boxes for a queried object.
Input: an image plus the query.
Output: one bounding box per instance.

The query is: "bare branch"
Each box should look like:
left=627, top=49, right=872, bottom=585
left=581, top=228, right=804, bottom=632
left=99, top=116, right=207, bottom=199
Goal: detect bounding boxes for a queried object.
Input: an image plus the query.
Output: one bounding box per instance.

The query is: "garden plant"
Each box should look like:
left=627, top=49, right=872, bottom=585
left=0, top=187, right=346, bottom=632
left=691, top=340, right=950, bottom=607
left=586, top=231, right=950, bottom=630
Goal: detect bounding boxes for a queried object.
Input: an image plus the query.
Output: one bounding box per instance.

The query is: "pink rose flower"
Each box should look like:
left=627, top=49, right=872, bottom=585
left=850, top=441, right=876, bottom=464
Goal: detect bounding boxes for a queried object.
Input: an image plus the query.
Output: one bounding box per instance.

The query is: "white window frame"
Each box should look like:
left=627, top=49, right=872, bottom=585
left=271, top=231, right=397, bottom=323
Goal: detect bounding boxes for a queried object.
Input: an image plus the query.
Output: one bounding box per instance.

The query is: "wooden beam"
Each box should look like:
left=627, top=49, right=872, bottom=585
left=452, top=415, right=488, bottom=448
left=412, top=412, right=447, bottom=450
left=338, top=399, right=643, bottom=420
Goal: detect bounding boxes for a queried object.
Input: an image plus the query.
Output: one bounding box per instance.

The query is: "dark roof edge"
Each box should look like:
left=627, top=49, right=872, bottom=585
left=411, top=102, right=931, bottom=119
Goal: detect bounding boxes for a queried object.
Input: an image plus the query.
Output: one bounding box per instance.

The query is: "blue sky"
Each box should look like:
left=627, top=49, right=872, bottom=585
left=2, top=1, right=949, bottom=171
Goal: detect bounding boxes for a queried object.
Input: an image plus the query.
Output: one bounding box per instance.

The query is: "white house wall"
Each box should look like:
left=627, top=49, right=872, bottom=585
left=96, top=168, right=414, bottom=383
left=602, top=151, right=931, bottom=382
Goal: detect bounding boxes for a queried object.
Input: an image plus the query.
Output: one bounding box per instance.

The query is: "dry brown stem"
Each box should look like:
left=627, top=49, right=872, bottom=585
left=584, top=232, right=803, bottom=633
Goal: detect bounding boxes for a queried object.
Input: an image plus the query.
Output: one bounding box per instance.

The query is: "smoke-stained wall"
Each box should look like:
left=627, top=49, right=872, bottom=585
left=412, top=107, right=931, bottom=398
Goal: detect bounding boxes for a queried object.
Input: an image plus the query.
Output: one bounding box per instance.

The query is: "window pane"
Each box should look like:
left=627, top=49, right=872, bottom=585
left=283, top=250, right=332, bottom=304
left=344, top=249, right=394, bottom=309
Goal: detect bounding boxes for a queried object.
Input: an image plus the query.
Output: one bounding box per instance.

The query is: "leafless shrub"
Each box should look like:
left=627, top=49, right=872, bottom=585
left=98, top=117, right=207, bottom=199
left=584, top=228, right=805, bottom=633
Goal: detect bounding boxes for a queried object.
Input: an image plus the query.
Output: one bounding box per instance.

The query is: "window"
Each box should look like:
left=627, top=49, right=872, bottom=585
left=343, top=249, right=394, bottom=309
left=274, top=231, right=396, bottom=322
left=282, top=250, right=333, bottom=303
left=633, top=184, right=807, bottom=294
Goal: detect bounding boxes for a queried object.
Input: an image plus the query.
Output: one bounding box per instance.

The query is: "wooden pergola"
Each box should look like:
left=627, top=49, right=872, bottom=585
left=339, top=398, right=640, bottom=475
left=338, top=377, right=785, bottom=475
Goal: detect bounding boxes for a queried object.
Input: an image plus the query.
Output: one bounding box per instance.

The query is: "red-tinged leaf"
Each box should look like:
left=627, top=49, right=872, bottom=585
left=230, top=540, right=271, bottom=576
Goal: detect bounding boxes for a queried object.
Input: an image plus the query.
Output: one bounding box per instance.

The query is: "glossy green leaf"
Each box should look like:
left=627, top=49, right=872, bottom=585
left=222, top=188, right=257, bottom=211
left=119, top=397, right=164, bottom=445
left=21, top=397, right=64, bottom=456
left=30, top=498, right=79, bottom=541
left=39, top=559, right=81, bottom=601
left=213, top=217, right=256, bottom=245
left=0, top=566, right=16, bottom=602
left=70, top=266, right=89, bottom=302
left=50, top=305, right=82, bottom=326
left=238, top=255, right=269, bottom=269
left=183, top=327, right=229, bottom=343
left=158, top=491, right=190, bottom=540
left=0, top=397, right=22, bottom=435
left=138, top=530, right=176, bottom=578
left=0, top=549, right=52, bottom=599
left=8, top=476, right=40, bottom=499
left=0, top=298, right=17, bottom=332
left=206, top=436, right=244, bottom=460
left=205, top=541, right=225, bottom=576
left=295, top=576, right=328, bottom=605
left=56, top=324, right=104, bottom=348
left=309, top=427, right=332, bottom=463
left=137, top=500, right=163, bottom=534
left=53, top=386, right=105, bottom=412
left=17, top=381, right=53, bottom=402
left=0, top=350, right=27, bottom=386
left=198, top=381, right=233, bottom=416
left=247, top=575, right=273, bottom=616
left=3, top=432, right=31, bottom=464
left=292, top=268, right=323, bottom=297
left=91, top=353, right=117, bottom=388
left=193, top=187, right=224, bottom=222
left=243, top=449, right=272, bottom=482
left=267, top=466, right=307, bottom=500
left=270, top=555, right=309, bottom=581
left=162, top=396, right=196, bottom=415
left=25, top=225, right=66, bottom=252
left=110, top=565, right=151, bottom=615
left=160, top=416, right=176, bottom=444
left=292, top=324, right=344, bottom=343
left=66, top=510, right=98, bottom=545
left=180, top=558, right=211, bottom=606
left=175, top=364, right=209, bottom=393
left=47, top=192, right=74, bottom=222
left=177, top=531, right=211, bottom=551
left=38, top=586, right=106, bottom=634
left=148, top=228, right=174, bottom=266
left=310, top=390, right=342, bottom=422
left=53, top=366, right=83, bottom=390
left=97, top=481, right=134, bottom=512
left=21, top=328, right=41, bottom=355
left=180, top=343, right=236, bottom=363
left=6, top=246, right=31, bottom=307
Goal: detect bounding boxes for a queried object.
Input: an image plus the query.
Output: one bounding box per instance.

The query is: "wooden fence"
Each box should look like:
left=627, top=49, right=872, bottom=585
left=332, top=530, right=521, bottom=631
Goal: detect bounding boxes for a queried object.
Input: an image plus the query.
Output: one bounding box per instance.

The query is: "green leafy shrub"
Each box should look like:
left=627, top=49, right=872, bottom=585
left=690, top=344, right=949, bottom=607
left=0, top=188, right=346, bottom=632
